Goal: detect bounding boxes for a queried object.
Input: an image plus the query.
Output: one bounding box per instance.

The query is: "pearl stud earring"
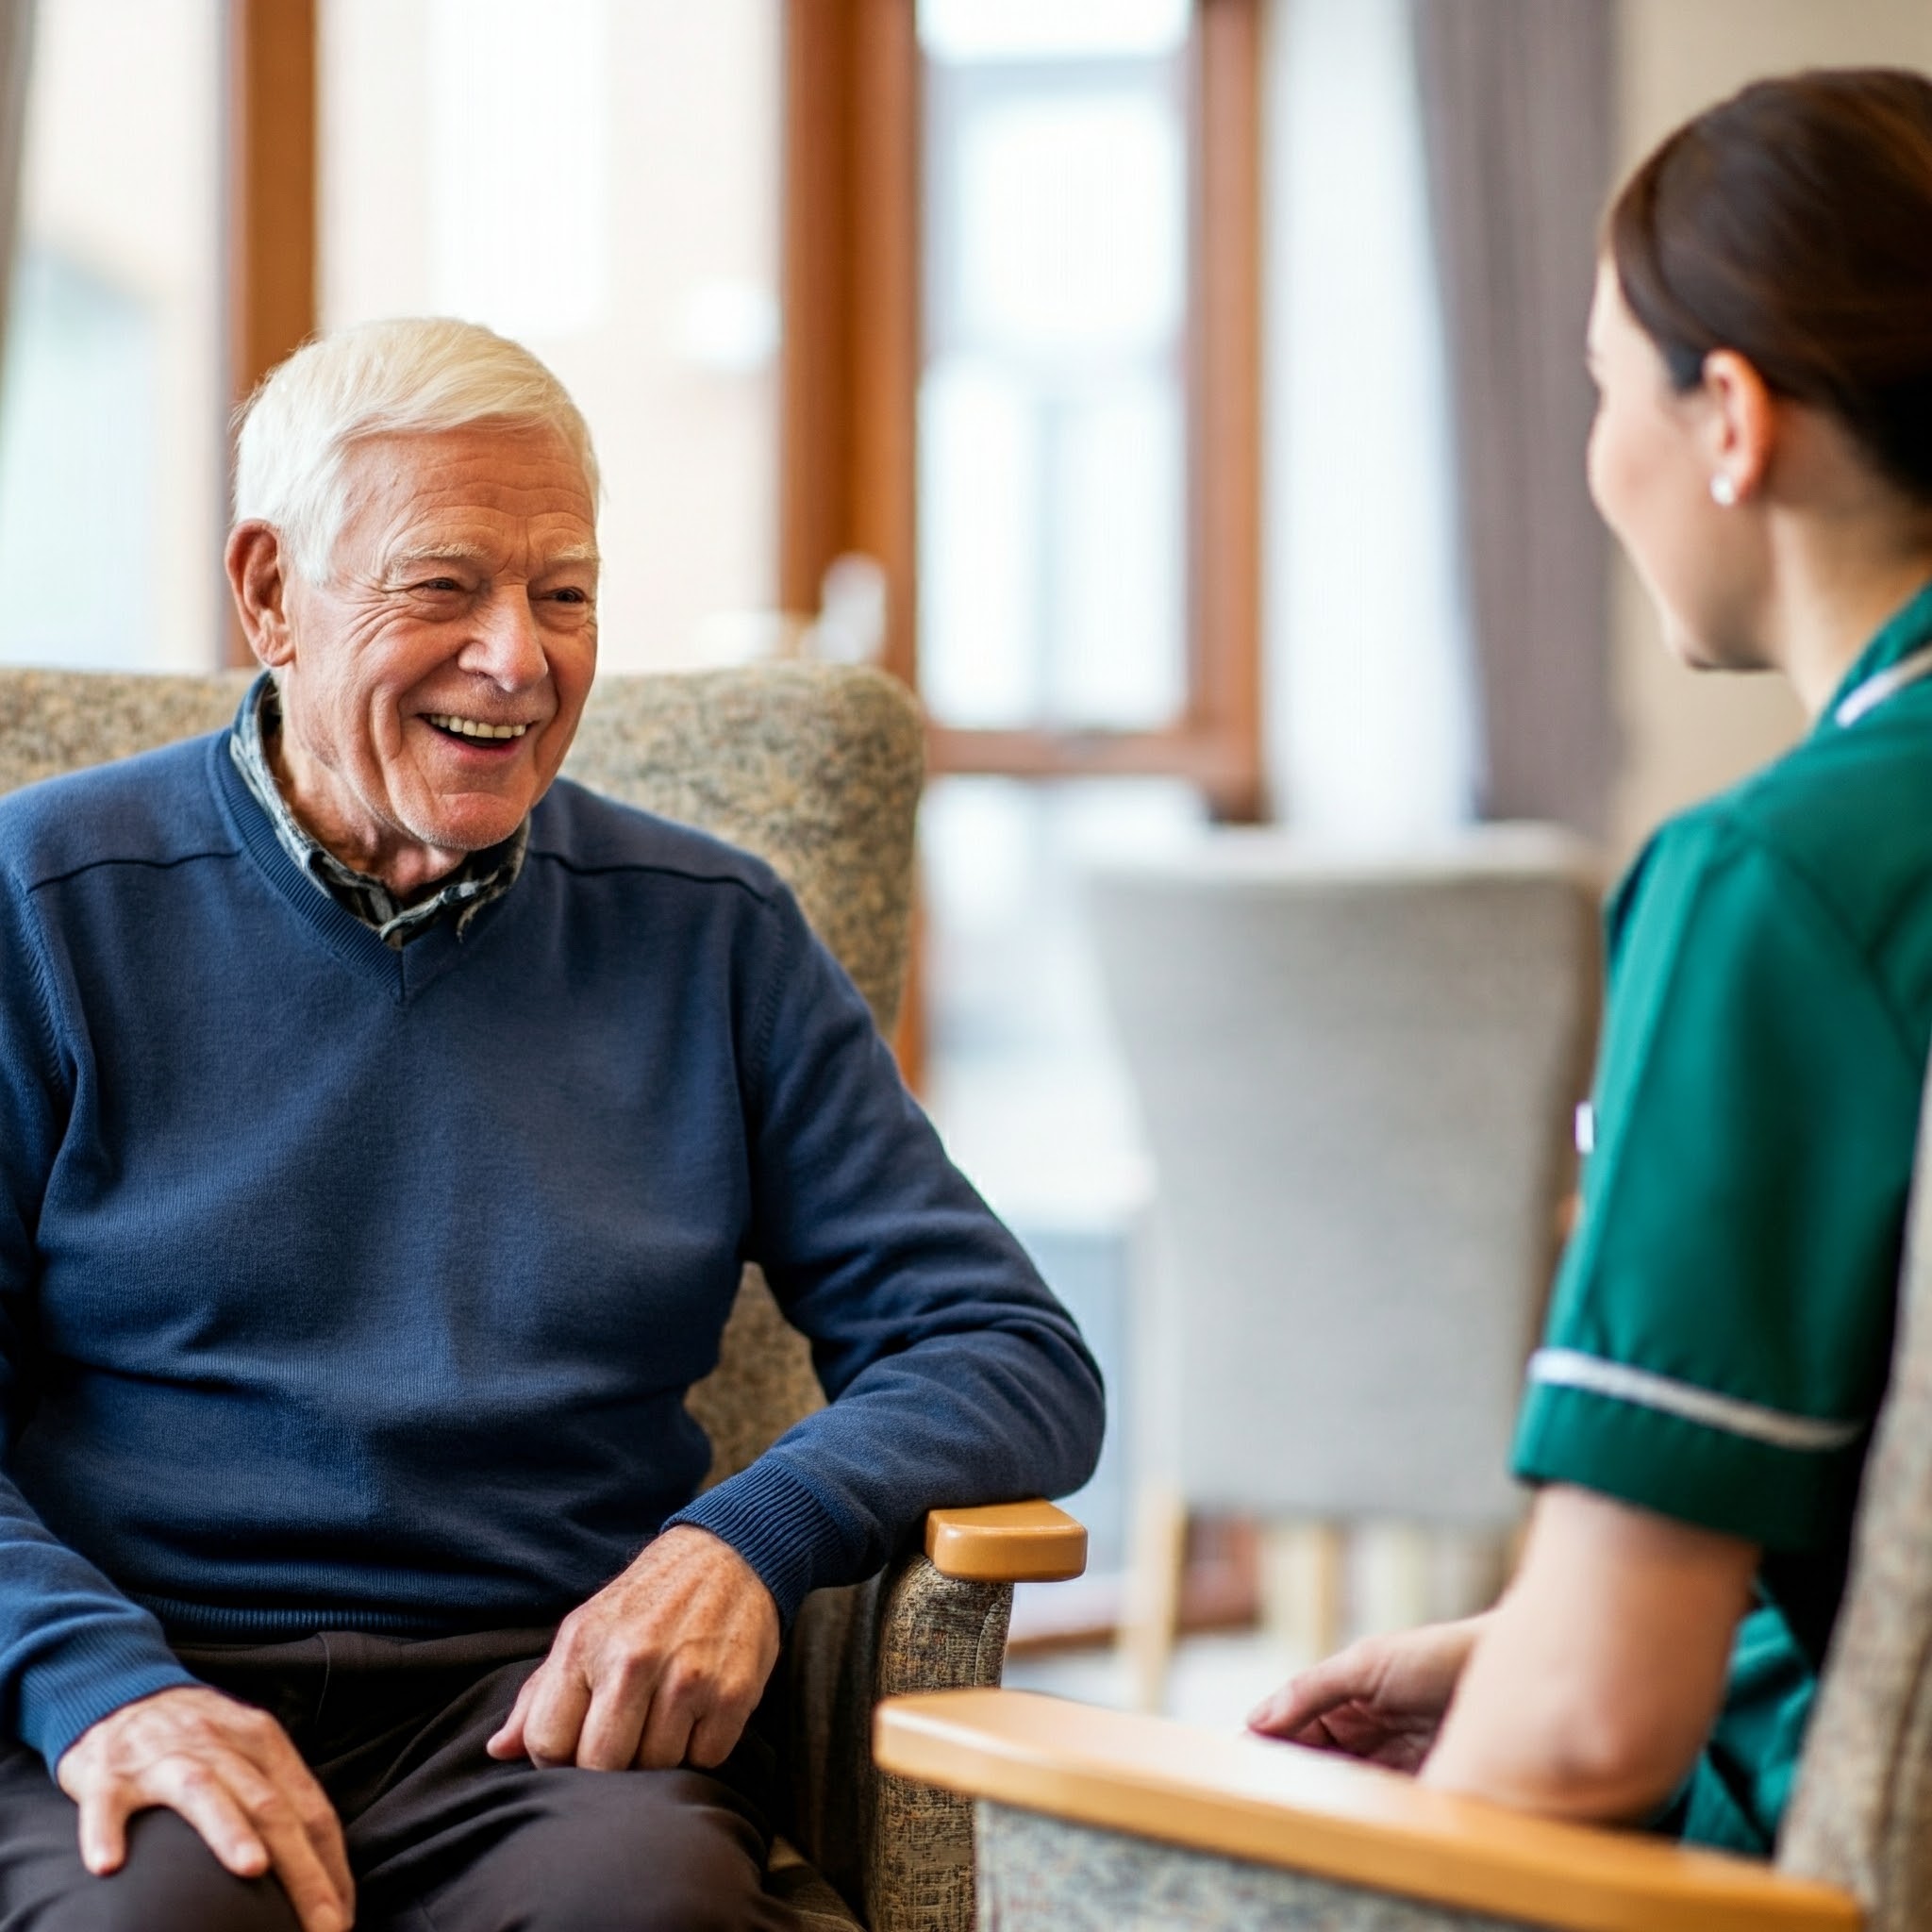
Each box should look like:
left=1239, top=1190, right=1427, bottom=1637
left=1710, top=475, right=1739, bottom=507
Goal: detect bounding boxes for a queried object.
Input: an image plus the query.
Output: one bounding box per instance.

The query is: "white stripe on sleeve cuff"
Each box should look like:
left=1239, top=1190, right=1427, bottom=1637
left=1527, top=1347, right=1865, bottom=1454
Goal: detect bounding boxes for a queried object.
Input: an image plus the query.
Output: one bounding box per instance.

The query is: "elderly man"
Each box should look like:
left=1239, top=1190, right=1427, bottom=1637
left=0, top=319, right=1103, bottom=1932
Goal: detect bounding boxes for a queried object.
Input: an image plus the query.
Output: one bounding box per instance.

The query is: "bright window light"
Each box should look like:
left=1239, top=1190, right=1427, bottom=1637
left=327, top=0, right=781, bottom=675
left=427, top=0, right=610, bottom=338
left=919, top=0, right=1190, bottom=63
left=958, top=94, right=1182, bottom=358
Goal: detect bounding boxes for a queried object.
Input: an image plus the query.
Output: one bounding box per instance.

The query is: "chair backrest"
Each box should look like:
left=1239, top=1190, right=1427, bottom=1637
left=0, top=662, right=924, bottom=1486
left=1089, top=825, right=1602, bottom=1528
left=1782, top=1054, right=1932, bottom=1929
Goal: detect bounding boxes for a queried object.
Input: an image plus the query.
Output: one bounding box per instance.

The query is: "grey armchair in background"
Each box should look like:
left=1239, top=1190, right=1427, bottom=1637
left=1087, top=827, right=1603, bottom=1704
left=0, top=662, right=1087, bottom=1932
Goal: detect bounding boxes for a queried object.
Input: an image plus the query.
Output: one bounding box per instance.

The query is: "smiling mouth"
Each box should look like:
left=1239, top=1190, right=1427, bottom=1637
left=425, top=714, right=532, bottom=742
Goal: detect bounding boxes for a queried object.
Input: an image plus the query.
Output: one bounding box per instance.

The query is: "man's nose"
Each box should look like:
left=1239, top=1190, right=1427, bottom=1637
left=460, top=588, right=548, bottom=687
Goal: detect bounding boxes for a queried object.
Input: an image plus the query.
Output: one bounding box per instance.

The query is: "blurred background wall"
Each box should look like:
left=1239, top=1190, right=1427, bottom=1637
left=1609, top=0, right=1932, bottom=854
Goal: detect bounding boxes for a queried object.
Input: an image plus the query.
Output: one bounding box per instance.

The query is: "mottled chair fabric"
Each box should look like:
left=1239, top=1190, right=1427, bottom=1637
left=0, top=662, right=1011, bottom=1932
left=972, top=1805, right=1533, bottom=1931
left=1781, top=1051, right=1932, bottom=1931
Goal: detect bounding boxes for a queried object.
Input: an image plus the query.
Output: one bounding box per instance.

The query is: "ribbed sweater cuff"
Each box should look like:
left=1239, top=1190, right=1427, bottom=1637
left=24, top=1629, right=201, bottom=1771
left=666, top=1459, right=855, bottom=1627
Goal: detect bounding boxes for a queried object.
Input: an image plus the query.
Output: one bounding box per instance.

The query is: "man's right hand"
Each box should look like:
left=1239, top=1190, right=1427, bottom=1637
left=1245, top=1614, right=1491, bottom=1772
left=56, top=1685, right=353, bottom=1932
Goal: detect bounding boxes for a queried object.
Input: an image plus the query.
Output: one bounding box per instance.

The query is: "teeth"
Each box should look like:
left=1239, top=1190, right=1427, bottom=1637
left=427, top=714, right=529, bottom=741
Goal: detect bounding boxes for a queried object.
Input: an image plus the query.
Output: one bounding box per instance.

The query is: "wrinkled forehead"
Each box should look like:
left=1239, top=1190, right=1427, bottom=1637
left=373, top=537, right=603, bottom=581
left=333, top=424, right=600, bottom=572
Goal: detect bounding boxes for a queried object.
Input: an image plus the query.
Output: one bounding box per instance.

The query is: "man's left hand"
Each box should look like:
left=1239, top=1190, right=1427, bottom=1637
left=486, top=1526, right=781, bottom=1773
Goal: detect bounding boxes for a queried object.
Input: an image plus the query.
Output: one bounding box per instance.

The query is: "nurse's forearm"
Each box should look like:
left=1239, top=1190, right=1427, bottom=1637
left=1419, top=1487, right=1757, bottom=1821
left=1421, top=1598, right=1693, bottom=1819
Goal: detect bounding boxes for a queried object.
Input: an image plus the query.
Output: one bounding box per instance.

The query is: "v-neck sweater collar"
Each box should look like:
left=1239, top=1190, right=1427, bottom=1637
left=210, top=729, right=514, bottom=1000
left=226, top=673, right=528, bottom=951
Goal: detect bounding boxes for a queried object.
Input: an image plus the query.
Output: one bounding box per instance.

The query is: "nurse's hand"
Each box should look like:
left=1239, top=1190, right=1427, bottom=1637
left=1246, top=1615, right=1490, bottom=1772
left=488, top=1525, right=780, bottom=1774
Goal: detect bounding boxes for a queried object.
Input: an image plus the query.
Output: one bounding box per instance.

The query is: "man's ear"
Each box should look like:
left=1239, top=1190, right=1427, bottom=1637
left=225, top=522, right=295, bottom=671
left=1699, top=348, right=1777, bottom=506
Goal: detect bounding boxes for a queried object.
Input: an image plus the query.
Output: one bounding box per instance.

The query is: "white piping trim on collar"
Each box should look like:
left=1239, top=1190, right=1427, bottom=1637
left=1527, top=1347, right=1865, bottom=1454
left=1834, top=641, right=1932, bottom=728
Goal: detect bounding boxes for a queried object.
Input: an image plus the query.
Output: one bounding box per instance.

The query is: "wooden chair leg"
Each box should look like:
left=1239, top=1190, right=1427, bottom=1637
left=1307, top=1519, right=1345, bottom=1659
left=1259, top=1519, right=1346, bottom=1666
left=1426, top=1524, right=1513, bottom=1623
left=1119, top=1482, right=1187, bottom=1712
left=1354, top=1521, right=1432, bottom=1635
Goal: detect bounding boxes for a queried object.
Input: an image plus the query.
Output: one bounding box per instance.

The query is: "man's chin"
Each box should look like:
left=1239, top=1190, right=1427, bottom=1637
left=402, top=801, right=533, bottom=858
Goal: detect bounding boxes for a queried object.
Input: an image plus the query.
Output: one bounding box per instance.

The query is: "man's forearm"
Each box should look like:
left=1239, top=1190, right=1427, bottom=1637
left=739, top=888, right=1105, bottom=1623
left=668, top=1320, right=1102, bottom=1624
left=0, top=1491, right=198, bottom=1769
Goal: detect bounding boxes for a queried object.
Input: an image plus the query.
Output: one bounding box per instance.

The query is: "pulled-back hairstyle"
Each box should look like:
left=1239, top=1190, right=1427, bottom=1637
left=231, top=317, right=601, bottom=581
left=1607, top=67, right=1932, bottom=505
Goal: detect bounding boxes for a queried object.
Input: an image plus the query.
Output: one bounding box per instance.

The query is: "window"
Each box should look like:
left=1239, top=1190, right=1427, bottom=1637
left=919, top=4, right=1190, bottom=735
left=0, top=0, right=223, bottom=671
left=782, top=0, right=1264, bottom=1618
left=321, top=0, right=783, bottom=675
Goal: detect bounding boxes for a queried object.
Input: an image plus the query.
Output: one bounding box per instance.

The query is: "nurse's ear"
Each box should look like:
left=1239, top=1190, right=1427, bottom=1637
left=1695, top=348, right=1776, bottom=509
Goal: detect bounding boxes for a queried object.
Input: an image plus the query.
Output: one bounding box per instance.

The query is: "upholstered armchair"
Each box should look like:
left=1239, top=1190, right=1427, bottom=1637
left=1087, top=834, right=1601, bottom=1701
left=876, top=1056, right=1932, bottom=1932
left=0, top=662, right=1087, bottom=1932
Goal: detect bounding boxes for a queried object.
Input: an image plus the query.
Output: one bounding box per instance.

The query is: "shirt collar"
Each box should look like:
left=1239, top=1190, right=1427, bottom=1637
left=227, top=673, right=528, bottom=949
left=1817, top=577, right=1932, bottom=735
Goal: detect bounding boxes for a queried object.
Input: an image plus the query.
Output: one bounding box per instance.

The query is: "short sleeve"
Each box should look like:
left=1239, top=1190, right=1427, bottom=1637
left=1511, top=810, right=1922, bottom=1551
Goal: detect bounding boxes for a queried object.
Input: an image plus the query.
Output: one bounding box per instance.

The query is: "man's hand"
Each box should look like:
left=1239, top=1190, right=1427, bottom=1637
left=488, top=1524, right=781, bottom=1773
left=1245, top=1616, right=1490, bottom=1772
left=56, top=1685, right=352, bottom=1932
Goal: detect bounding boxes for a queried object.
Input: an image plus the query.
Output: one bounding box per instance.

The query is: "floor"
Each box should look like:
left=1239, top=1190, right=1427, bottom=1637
left=1004, top=1627, right=1307, bottom=1731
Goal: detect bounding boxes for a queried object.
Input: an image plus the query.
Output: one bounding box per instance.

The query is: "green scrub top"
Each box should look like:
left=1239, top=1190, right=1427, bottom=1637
left=1511, top=579, right=1932, bottom=1855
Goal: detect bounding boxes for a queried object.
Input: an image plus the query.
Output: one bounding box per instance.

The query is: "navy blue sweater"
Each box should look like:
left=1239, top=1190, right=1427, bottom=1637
left=0, top=728, right=1103, bottom=1767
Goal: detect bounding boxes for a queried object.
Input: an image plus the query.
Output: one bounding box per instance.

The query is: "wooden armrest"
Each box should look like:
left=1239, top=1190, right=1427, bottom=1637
left=874, top=1690, right=1859, bottom=1932
left=922, top=1501, right=1088, bottom=1583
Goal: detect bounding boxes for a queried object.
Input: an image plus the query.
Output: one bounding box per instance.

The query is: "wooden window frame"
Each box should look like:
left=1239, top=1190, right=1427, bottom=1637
left=229, top=0, right=1262, bottom=801
left=781, top=0, right=1265, bottom=822
left=223, top=0, right=318, bottom=665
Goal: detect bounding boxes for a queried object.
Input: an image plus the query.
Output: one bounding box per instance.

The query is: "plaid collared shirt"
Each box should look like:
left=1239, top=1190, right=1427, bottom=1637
left=228, top=675, right=528, bottom=949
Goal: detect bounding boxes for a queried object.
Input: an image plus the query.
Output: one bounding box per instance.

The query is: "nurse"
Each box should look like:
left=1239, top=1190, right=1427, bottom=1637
left=1248, top=67, right=1932, bottom=1853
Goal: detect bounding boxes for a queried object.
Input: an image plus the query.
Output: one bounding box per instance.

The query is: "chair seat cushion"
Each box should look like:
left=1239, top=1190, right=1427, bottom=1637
left=767, top=1837, right=864, bottom=1928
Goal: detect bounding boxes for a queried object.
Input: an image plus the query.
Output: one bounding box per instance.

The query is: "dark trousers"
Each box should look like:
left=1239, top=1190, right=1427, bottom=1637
left=0, top=1628, right=803, bottom=1932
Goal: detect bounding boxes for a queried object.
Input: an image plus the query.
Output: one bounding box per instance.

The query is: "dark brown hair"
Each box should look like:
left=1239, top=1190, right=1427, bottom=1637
left=1607, top=68, right=1932, bottom=504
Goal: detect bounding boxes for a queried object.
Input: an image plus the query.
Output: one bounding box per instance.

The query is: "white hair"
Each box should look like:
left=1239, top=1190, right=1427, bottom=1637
left=231, top=317, right=601, bottom=582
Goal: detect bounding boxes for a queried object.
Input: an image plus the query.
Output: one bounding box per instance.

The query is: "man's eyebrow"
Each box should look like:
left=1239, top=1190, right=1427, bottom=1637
left=379, top=542, right=601, bottom=578
left=382, top=545, right=492, bottom=578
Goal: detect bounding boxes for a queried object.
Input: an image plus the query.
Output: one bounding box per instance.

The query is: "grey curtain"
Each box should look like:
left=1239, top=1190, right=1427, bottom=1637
left=1409, top=0, right=1616, bottom=835
left=0, top=0, right=32, bottom=381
